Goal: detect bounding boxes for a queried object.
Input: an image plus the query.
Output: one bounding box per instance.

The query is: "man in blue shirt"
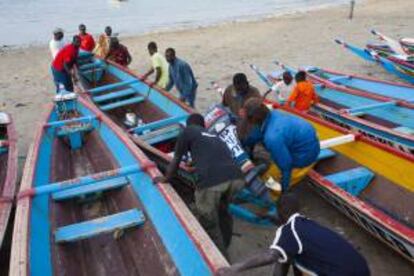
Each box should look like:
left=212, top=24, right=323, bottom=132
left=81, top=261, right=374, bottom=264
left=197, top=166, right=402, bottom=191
left=165, top=48, right=198, bottom=107
left=240, top=98, right=320, bottom=192
left=217, top=194, right=370, bottom=276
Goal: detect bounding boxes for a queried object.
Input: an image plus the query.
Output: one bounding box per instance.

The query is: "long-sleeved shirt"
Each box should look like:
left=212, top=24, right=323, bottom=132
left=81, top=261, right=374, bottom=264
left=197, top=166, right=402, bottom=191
left=243, top=110, right=320, bottom=189
left=286, top=80, right=319, bottom=111
left=166, top=58, right=198, bottom=96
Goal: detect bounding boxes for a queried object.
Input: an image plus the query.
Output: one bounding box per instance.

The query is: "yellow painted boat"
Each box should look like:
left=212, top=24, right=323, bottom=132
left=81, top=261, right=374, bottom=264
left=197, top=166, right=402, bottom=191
left=268, top=101, right=414, bottom=263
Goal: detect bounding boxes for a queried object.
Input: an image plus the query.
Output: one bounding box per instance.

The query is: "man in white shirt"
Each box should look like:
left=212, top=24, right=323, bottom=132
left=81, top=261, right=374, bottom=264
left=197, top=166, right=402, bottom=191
left=49, top=28, right=66, bottom=59
left=266, top=71, right=294, bottom=103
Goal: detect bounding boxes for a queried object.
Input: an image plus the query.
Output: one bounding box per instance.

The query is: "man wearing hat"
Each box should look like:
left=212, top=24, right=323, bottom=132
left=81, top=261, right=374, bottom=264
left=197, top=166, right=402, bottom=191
left=49, top=28, right=66, bottom=59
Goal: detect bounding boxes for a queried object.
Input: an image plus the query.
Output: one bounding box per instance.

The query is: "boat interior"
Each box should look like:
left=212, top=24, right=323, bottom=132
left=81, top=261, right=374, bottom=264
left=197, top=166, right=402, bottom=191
left=30, top=95, right=183, bottom=275
left=76, top=57, right=189, bottom=174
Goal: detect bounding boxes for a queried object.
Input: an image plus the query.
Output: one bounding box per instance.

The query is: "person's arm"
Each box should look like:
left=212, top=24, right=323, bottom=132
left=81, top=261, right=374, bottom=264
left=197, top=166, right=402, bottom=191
left=222, top=86, right=231, bottom=106
left=165, top=66, right=174, bottom=91
left=126, top=48, right=132, bottom=65
left=217, top=249, right=284, bottom=276
left=154, top=66, right=162, bottom=85
left=285, top=85, right=298, bottom=107
left=165, top=129, right=189, bottom=180
left=266, top=134, right=292, bottom=191
left=142, top=67, right=154, bottom=80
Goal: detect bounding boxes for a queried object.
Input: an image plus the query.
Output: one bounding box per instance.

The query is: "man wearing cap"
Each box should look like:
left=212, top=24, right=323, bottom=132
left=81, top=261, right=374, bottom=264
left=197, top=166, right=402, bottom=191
left=49, top=28, right=66, bottom=59
left=78, top=24, right=95, bottom=52
left=51, top=36, right=81, bottom=93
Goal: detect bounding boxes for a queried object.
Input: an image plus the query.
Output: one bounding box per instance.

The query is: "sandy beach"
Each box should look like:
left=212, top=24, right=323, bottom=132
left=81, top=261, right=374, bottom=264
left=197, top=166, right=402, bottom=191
left=1, top=0, right=413, bottom=274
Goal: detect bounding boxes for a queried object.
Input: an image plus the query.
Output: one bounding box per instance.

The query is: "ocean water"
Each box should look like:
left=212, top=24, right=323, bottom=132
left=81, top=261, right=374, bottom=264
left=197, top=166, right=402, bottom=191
left=0, top=0, right=349, bottom=47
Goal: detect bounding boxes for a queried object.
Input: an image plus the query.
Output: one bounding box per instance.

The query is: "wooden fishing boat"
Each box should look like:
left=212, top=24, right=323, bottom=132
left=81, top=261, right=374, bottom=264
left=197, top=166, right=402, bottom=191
left=10, top=93, right=227, bottom=275
left=295, top=66, right=414, bottom=106
left=211, top=79, right=414, bottom=262
left=275, top=103, right=414, bottom=264
left=0, top=112, right=17, bottom=249
left=335, top=39, right=414, bottom=84
left=369, top=30, right=414, bottom=56
left=74, top=55, right=196, bottom=187
left=251, top=64, right=414, bottom=156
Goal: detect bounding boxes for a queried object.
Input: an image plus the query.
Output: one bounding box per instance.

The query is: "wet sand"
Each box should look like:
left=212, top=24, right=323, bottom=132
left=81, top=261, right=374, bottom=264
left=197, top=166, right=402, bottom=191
left=0, top=0, right=413, bottom=274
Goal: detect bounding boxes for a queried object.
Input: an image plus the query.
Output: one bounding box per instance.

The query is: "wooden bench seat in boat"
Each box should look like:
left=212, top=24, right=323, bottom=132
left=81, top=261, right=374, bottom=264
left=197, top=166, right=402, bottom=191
left=325, top=167, right=374, bottom=196
left=131, top=115, right=188, bottom=135
left=317, top=149, right=336, bottom=161
left=139, top=124, right=183, bottom=145
left=55, top=209, right=145, bottom=243
left=100, top=96, right=145, bottom=111
left=53, top=176, right=129, bottom=201
left=93, top=88, right=137, bottom=103
left=88, top=80, right=139, bottom=94
left=345, top=101, right=397, bottom=115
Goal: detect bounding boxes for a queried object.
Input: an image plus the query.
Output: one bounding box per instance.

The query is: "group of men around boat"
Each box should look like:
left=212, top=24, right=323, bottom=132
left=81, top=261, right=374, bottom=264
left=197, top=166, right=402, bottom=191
left=49, top=26, right=370, bottom=275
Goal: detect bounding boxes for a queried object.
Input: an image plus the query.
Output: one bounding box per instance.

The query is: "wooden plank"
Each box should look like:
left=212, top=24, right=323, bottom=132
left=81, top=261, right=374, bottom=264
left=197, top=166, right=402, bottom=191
left=53, top=176, right=129, bottom=201
left=44, top=116, right=97, bottom=129
left=100, top=96, right=145, bottom=111
left=393, top=126, right=414, bottom=135
left=88, top=79, right=138, bottom=94
left=130, top=115, right=188, bottom=134
left=320, top=134, right=355, bottom=149
left=140, top=124, right=182, bottom=145
left=346, top=101, right=396, bottom=114
left=93, top=88, right=137, bottom=103
left=326, top=167, right=374, bottom=196
left=317, top=149, right=336, bottom=161
left=55, top=209, right=145, bottom=243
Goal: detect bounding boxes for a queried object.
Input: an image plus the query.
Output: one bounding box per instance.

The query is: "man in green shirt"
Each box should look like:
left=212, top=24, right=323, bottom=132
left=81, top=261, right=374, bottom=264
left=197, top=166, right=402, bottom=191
left=142, top=41, right=169, bottom=89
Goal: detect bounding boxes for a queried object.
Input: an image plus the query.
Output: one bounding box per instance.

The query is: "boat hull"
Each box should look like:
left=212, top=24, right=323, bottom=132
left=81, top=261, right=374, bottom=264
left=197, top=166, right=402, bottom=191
left=0, top=114, right=18, bottom=249
left=10, top=97, right=227, bottom=276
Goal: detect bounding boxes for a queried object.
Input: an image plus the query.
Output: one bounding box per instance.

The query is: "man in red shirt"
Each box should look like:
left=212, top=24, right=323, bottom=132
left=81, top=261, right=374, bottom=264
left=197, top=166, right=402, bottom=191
left=51, top=36, right=81, bottom=93
left=106, top=37, right=132, bottom=67
left=78, top=24, right=95, bottom=52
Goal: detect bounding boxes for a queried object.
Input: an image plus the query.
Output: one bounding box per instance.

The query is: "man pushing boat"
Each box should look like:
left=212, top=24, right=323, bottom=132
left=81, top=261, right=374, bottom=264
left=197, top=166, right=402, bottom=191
left=239, top=98, right=320, bottom=193
left=217, top=193, right=370, bottom=276
left=155, top=113, right=245, bottom=257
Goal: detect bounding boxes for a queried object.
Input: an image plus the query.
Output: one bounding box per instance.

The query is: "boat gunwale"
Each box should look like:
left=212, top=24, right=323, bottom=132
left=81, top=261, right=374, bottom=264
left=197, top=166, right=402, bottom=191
left=315, top=102, right=414, bottom=143
left=0, top=113, right=18, bottom=248
left=319, top=68, right=414, bottom=89
left=10, top=97, right=227, bottom=275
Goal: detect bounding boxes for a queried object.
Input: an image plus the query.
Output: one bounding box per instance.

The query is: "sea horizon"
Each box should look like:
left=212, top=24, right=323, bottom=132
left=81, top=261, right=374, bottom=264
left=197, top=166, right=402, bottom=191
left=0, top=0, right=351, bottom=48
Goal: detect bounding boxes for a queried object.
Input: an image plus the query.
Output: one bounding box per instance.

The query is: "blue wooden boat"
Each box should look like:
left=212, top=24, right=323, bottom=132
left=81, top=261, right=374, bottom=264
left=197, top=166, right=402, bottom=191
left=297, top=66, right=414, bottom=107
left=369, top=30, right=414, bottom=56
left=0, top=112, right=17, bottom=249
left=75, top=55, right=196, bottom=187
left=335, top=39, right=414, bottom=84
left=212, top=79, right=414, bottom=263
left=251, top=63, right=414, bottom=156
left=10, top=94, right=227, bottom=275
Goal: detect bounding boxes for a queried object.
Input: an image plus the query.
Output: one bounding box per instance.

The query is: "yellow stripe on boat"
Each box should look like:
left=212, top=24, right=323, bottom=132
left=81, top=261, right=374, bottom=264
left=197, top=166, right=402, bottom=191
left=307, top=115, right=414, bottom=192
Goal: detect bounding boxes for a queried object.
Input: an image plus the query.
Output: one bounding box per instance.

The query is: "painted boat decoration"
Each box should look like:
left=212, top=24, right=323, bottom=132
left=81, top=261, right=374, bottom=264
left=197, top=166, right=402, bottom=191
left=270, top=103, right=414, bottom=263
left=335, top=39, right=414, bottom=84
left=251, top=63, right=414, bottom=156
left=0, top=112, right=18, bottom=249
left=10, top=93, right=227, bottom=275
left=211, top=79, right=414, bottom=263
